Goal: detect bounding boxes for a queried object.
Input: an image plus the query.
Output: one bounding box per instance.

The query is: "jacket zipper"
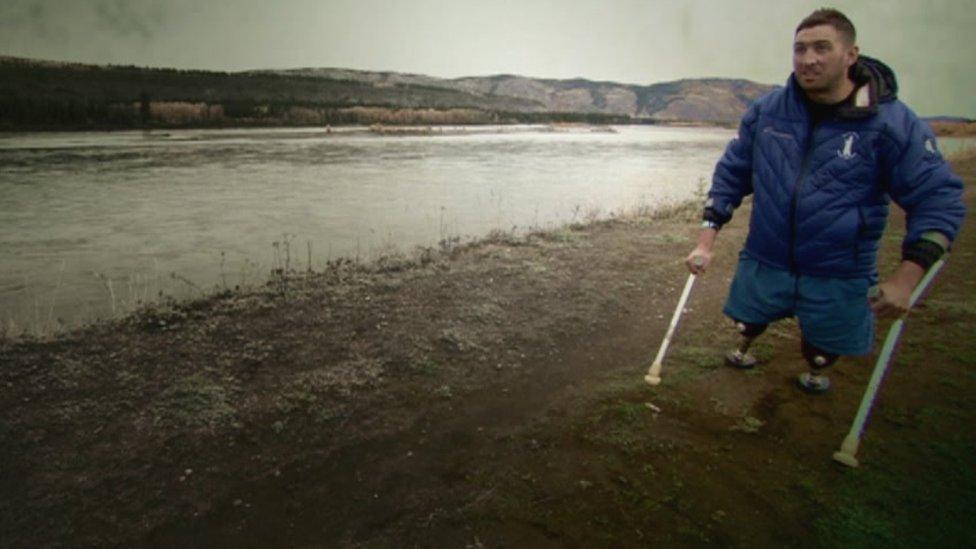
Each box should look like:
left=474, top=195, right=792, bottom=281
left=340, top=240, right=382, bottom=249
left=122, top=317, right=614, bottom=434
left=788, top=120, right=819, bottom=272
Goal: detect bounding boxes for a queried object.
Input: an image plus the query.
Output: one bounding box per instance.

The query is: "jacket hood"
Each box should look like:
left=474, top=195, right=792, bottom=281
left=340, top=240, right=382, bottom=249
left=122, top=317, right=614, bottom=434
left=836, top=55, right=898, bottom=119
left=849, top=55, right=898, bottom=101
left=789, top=54, right=899, bottom=120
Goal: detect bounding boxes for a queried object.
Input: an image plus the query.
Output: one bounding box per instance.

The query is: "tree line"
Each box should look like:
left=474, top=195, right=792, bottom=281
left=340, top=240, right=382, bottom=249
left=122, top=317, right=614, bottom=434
left=0, top=94, right=636, bottom=130
left=0, top=59, right=638, bottom=130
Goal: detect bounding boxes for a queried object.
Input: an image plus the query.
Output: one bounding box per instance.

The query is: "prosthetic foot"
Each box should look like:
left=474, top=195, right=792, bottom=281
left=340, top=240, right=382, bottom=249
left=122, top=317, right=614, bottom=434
left=725, top=321, right=765, bottom=369
left=725, top=349, right=758, bottom=369
left=796, top=372, right=831, bottom=393
left=795, top=340, right=838, bottom=394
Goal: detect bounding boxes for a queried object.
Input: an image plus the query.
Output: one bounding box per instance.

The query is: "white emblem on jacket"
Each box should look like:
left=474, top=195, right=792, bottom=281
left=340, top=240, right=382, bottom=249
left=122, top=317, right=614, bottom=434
left=837, top=132, right=858, bottom=159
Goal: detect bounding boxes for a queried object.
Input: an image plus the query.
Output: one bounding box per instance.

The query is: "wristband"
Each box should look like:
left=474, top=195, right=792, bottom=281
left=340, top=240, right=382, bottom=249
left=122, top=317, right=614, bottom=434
left=702, top=205, right=728, bottom=229
left=902, top=239, right=945, bottom=271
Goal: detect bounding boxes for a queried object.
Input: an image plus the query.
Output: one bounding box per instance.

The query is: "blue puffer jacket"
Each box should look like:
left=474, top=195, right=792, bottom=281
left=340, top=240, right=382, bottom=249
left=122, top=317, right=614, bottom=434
left=708, top=56, right=966, bottom=279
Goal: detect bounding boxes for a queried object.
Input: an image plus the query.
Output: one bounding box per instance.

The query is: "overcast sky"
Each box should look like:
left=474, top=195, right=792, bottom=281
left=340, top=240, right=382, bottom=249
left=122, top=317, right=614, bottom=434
left=1, top=0, right=973, bottom=116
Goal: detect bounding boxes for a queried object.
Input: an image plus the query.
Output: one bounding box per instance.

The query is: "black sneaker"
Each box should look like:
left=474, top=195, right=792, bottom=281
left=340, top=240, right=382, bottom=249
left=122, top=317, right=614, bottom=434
left=796, top=372, right=830, bottom=394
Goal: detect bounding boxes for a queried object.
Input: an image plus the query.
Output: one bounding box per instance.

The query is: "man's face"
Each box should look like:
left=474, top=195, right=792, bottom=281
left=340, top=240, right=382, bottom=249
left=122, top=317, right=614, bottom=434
left=793, top=24, right=858, bottom=96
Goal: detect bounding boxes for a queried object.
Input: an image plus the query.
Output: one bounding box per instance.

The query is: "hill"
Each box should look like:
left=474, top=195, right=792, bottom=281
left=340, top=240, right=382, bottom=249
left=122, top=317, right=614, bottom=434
left=257, top=66, right=775, bottom=124
left=0, top=55, right=776, bottom=130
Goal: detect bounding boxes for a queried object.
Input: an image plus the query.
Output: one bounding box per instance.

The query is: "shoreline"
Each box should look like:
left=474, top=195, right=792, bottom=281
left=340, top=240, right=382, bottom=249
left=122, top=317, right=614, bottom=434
left=0, top=195, right=705, bottom=345
left=0, top=119, right=733, bottom=134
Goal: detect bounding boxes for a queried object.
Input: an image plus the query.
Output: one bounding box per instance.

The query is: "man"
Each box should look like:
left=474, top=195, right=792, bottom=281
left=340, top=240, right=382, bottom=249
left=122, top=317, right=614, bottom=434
left=685, top=8, right=966, bottom=393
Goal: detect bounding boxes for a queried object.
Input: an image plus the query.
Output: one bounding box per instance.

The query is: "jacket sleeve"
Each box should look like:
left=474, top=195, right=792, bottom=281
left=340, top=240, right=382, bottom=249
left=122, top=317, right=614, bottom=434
left=885, top=111, right=967, bottom=257
left=704, top=101, right=760, bottom=227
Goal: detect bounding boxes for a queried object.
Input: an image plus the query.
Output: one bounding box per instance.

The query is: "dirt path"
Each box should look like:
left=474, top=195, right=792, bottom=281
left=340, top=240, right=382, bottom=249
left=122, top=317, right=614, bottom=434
left=2, top=155, right=974, bottom=548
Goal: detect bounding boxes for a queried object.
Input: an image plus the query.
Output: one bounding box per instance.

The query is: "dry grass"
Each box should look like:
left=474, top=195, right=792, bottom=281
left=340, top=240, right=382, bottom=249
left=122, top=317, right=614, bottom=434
left=947, top=146, right=976, bottom=163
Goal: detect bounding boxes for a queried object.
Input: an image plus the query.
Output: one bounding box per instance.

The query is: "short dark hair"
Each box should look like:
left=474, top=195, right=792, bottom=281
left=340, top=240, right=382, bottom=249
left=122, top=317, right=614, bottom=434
left=796, top=8, right=856, bottom=45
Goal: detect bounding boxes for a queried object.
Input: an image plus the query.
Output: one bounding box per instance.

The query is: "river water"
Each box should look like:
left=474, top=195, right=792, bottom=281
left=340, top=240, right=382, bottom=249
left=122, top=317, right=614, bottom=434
left=1, top=125, right=971, bottom=334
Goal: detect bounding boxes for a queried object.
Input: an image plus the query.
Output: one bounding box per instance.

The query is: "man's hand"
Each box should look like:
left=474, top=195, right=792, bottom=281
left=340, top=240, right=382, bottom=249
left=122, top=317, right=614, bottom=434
left=870, top=261, right=925, bottom=318
left=685, top=227, right=718, bottom=275
left=685, top=247, right=712, bottom=275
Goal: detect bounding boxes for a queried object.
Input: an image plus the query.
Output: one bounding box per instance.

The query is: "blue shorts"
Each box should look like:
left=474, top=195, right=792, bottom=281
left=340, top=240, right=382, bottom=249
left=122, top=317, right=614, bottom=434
left=723, top=253, right=874, bottom=356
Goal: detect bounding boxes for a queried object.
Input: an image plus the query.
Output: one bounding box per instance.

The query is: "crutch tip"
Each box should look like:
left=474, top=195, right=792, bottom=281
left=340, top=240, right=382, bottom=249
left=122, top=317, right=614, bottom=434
left=644, top=374, right=662, bottom=386
left=832, top=451, right=859, bottom=468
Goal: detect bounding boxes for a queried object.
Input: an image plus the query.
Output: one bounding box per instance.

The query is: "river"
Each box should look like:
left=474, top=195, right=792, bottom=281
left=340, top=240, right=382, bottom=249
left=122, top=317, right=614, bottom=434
left=1, top=125, right=972, bottom=334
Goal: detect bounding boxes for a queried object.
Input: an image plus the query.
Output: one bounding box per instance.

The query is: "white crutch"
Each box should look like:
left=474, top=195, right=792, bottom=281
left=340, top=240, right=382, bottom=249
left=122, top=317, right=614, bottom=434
left=645, top=257, right=703, bottom=386
left=832, top=256, right=948, bottom=467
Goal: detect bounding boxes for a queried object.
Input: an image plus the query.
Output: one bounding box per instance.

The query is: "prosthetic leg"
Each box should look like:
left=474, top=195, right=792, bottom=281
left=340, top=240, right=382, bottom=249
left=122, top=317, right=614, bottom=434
left=724, top=321, right=766, bottom=369
left=796, top=339, right=839, bottom=394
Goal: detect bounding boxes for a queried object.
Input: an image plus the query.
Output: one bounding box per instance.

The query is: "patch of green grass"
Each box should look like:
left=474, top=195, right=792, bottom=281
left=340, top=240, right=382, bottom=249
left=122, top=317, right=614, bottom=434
left=52, top=399, right=89, bottom=424
left=540, top=228, right=579, bottom=243
left=50, top=356, right=89, bottom=390
left=922, top=298, right=976, bottom=318
left=434, top=384, right=454, bottom=399
left=578, top=398, right=659, bottom=456
left=439, top=327, right=482, bottom=353
left=274, top=385, right=318, bottom=414
left=671, top=345, right=721, bottom=369
left=881, top=405, right=914, bottom=427
left=729, top=416, right=764, bottom=433
left=749, top=340, right=776, bottom=362
left=767, top=318, right=800, bottom=340
left=898, top=328, right=976, bottom=366
left=677, top=523, right=712, bottom=544
left=918, top=405, right=964, bottom=423
left=598, top=426, right=644, bottom=454
left=646, top=231, right=688, bottom=244
left=615, top=477, right=666, bottom=516
left=602, top=294, right=624, bottom=309
left=611, top=401, right=649, bottom=425
left=269, top=367, right=355, bottom=424
left=409, top=356, right=442, bottom=376
left=815, top=428, right=976, bottom=548
left=115, top=369, right=143, bottom=389
left=151, top=373, right=237, bottom=430
left=817, top=500, right=896, bottom=548
left=580, top=404, right=647, bottom=453
left=591, top=375, right=651, bottom=400
left=793, top=476, right=817, bottom=497
left=661, top=365, right=703, bottom=386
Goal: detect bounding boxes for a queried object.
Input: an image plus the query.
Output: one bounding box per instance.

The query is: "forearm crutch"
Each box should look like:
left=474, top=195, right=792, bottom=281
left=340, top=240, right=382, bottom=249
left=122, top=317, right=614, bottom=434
left=645, top=258, right=703, bottom=386
left=832, top=256, right=948, bottom=467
